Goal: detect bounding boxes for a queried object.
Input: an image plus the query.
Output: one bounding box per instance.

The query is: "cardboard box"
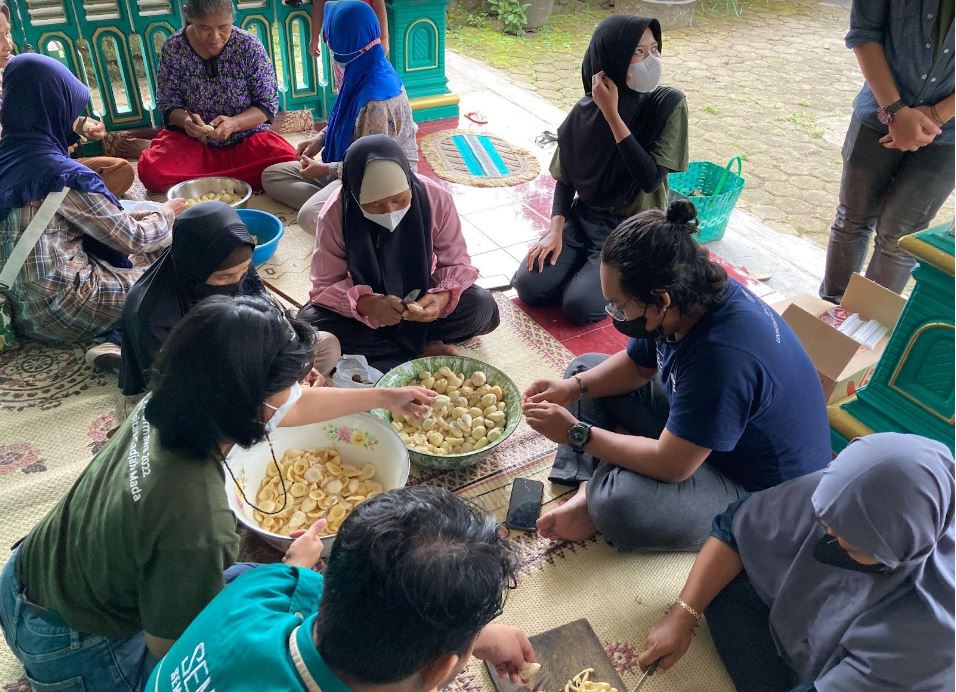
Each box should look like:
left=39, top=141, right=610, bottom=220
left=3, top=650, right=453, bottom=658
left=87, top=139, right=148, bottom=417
left=773, top=274, right=906, bottom=403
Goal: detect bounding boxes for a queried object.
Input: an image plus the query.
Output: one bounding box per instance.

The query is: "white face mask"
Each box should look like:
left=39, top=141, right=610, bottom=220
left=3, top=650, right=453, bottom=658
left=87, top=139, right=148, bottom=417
left=262, top=381, right=302, bottom=433
left=361, top=204, right=411, bottom=232
left=626, top=55, right=662, bottom=93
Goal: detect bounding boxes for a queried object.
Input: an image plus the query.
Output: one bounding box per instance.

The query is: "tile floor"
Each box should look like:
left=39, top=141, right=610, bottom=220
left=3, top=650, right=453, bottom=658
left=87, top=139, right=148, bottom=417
left=411, top=76, right=788, bottom=356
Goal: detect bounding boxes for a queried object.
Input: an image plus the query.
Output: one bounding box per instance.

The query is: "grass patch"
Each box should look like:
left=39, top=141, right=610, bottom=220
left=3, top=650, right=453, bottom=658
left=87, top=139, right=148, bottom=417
left=784, top=111, right=824, bottom=139
left=446, top=3, right=604, bottom=72
left=703, top=104, right=720, bottom=115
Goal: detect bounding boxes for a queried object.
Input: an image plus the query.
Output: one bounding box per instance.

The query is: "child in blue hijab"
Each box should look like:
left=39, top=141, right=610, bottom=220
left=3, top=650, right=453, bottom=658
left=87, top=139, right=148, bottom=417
left=638, top=432, right=954, bottom=691
left=261, top=0, right=417, bottom=234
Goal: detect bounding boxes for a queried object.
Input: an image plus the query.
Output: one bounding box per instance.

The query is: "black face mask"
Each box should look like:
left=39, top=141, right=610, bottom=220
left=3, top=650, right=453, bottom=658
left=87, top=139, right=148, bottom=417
left=813, top=534, right=887, bottom=574
left=195, top=273, right=247, bottom=300
left=613, top=303, right=668, bottom=340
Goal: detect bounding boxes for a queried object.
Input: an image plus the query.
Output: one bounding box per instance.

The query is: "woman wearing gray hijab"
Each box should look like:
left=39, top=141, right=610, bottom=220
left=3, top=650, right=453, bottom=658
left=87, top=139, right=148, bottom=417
left=638, top=432, right=955, bottom=691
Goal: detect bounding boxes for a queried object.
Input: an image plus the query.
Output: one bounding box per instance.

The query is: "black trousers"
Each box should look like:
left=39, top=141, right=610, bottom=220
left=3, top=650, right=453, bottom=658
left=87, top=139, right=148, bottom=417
left=706, top=574, right=803, bottom=692
left=512, top=201, right=624, bottom=325
left=297, top=285, right=500, bottom=373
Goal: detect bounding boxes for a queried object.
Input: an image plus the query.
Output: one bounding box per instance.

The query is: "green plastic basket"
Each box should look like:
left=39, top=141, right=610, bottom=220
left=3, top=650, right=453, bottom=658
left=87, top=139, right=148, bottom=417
left=667, top=156, right=745, bottom=243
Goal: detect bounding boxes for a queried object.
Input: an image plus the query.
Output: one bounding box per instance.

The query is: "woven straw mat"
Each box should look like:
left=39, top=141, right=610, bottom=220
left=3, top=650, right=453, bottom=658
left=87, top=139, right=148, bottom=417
left=0, top=186, right=731, bottom=692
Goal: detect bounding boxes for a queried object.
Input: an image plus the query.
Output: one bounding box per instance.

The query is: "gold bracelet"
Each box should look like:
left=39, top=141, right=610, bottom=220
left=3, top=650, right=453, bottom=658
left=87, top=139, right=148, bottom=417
left=674, top=598, right=702, bottom=623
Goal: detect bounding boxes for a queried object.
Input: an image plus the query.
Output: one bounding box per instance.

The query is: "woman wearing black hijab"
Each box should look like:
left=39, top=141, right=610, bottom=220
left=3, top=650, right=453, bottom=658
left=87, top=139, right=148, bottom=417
left=298, top=135, right=499, bottom=372
left=513, top=15, right=688, bottom=324
left=119, top=202, right=340, bottom=415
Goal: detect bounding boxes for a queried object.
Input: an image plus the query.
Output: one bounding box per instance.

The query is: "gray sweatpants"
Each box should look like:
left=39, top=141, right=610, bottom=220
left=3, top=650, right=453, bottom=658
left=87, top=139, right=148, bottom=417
left=820, top=113, right=955, bottom=303
left=550, top=354, right=746, bottom=552
left=261, top=161, right=341, bottom=235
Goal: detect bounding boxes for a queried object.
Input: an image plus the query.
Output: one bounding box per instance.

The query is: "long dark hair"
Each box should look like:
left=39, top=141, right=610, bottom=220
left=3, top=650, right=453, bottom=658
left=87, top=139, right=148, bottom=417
left=601, top=200, right=727, bottom=313
left=145, top=295, right=315, bottom=459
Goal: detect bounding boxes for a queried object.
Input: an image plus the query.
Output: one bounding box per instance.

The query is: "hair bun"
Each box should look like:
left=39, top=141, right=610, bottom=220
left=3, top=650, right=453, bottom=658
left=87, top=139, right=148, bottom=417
left=666, top=199, right=698, bottom=230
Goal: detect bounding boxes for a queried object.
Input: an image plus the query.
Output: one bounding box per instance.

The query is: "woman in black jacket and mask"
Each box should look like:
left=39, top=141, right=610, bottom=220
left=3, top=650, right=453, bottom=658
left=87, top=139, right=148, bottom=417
left=513, top=14, right=688, bottom=324
left=119, top=202, right=340, bottom=418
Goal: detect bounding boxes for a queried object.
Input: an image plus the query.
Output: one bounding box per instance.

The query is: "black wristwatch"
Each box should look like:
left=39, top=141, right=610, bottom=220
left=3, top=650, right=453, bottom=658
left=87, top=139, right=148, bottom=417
left=877, top=98, right=906, bottom=125
left=568, top=422, right=593, bottom=453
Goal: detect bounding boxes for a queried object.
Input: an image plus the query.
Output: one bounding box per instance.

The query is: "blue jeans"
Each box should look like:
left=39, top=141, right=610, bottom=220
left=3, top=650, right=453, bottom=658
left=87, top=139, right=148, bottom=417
left=0, top=549, right=257, bottom=691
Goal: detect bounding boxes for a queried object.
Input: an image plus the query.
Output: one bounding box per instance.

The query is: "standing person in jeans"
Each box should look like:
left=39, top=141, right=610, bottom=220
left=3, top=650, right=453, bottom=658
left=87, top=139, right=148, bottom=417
left=821, top=0, right=954, bottom=303
left=522, top=202, right=832, bottom=551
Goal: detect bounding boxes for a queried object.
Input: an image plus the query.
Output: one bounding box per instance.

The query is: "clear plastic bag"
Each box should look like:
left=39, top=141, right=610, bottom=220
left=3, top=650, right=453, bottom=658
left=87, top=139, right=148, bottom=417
left=331, top=355, right=384, bottom=389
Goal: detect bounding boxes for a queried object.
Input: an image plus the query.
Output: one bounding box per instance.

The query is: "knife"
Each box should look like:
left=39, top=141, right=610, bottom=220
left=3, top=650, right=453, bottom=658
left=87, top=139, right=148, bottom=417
left=401, top=289, right=421, bottom=308
left=632, top=661, right=659, bottom=691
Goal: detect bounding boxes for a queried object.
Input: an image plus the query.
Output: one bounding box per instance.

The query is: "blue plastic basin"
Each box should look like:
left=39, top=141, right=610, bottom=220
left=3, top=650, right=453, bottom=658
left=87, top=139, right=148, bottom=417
left=238, top=209, right=285, bottom=267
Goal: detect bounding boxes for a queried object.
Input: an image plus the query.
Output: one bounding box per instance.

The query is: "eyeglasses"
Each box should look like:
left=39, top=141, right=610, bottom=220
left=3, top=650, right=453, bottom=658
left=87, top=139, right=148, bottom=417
left=265, top=295, right=298, bottom=342
left=604, top=297, right=637, bottom=322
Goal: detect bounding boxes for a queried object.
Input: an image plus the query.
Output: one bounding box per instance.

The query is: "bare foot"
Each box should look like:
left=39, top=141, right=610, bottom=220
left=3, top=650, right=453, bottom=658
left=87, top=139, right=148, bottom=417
left=422, top=341, right=459, bottom=357
left=536, top=482, right=597, bottom=542
left=115, top=137, right=151, bottom=159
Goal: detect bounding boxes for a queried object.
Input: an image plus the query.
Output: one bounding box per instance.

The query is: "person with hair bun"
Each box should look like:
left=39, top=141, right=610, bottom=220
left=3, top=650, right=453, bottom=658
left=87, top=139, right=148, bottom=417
left=522, top=200, right=832, bottom=551
left=513, top=14, right=688, bottom=324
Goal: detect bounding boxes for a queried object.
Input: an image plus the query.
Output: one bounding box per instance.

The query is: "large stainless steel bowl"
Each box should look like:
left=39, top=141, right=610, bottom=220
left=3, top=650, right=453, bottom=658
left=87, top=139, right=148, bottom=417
left=166, top=176, right=253, bottom=209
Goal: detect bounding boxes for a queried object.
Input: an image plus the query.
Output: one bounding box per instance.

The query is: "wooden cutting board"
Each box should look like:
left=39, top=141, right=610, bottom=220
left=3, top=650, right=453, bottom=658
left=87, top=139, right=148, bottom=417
left=485, top=619, right=626, bottom=692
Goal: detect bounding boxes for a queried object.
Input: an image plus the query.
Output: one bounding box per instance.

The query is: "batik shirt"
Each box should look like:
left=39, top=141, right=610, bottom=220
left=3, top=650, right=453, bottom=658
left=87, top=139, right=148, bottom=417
left=0, top=191, right=171, bottom=342
left=156, top=28, right=280, bottom=148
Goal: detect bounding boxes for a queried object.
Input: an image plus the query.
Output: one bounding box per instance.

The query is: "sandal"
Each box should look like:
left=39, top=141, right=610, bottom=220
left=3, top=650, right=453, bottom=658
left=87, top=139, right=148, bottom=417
left=535, top=130, right=559, bottom=147
left=465, top=111, right=488, bottom=125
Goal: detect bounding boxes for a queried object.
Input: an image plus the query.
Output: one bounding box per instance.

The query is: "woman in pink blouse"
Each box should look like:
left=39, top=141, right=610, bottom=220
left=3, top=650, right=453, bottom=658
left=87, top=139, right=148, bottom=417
left=297, top=135, right=499, bottom=371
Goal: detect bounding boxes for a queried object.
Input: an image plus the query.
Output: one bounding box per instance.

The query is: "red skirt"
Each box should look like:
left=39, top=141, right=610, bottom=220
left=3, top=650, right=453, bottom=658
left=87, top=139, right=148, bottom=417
left=138, top=129, right=296, bottom=192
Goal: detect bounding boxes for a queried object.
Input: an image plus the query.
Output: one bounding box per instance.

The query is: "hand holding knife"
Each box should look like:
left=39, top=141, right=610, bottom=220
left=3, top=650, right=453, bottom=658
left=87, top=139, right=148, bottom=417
left=632, top=661, right=659, bottom=691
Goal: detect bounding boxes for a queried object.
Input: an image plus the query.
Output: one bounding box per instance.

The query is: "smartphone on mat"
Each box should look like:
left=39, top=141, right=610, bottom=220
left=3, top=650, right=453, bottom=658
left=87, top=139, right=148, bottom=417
left=505, top=478, right=544, bottom=532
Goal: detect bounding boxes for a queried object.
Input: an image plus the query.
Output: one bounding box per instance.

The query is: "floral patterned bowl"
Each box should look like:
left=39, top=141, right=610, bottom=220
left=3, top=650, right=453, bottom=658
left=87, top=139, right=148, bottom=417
left=375, top=356, right=522, bottom=471
left=224, top=413, right=409, bottom=555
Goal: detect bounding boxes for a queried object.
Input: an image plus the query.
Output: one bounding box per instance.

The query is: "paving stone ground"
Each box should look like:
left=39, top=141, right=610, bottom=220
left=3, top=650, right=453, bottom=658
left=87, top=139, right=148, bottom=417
left=447, top=0, right=954, bottom=248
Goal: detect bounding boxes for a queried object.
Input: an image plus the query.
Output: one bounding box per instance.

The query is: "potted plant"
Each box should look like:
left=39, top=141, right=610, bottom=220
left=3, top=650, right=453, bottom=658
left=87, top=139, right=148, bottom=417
left=634, top=0, right=695, bottom=28
left=523, top=0, right=554, bottom=30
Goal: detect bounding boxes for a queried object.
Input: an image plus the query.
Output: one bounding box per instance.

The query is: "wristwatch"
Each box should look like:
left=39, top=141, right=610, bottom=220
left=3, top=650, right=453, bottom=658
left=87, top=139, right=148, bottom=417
left=877, top=99, right=906, bottom=125
left=568, top=422, right=593, bottom=453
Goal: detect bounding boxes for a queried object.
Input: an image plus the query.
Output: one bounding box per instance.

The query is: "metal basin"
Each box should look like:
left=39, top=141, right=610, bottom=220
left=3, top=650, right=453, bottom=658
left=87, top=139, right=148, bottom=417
left=166, top=176, right=253, bottom=209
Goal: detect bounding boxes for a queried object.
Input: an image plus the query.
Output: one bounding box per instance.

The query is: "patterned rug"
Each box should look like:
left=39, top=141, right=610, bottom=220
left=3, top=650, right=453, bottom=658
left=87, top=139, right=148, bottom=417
left=0, top=187, right=732, bottom=691
left=420, top=129, right=540, bottom=188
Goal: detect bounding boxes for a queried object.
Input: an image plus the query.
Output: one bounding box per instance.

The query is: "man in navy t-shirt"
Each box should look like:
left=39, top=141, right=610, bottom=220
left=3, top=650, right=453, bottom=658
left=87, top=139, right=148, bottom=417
left=522, top=204, right=832, bottom=551
left=625, top=280, right=829, bottom=492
